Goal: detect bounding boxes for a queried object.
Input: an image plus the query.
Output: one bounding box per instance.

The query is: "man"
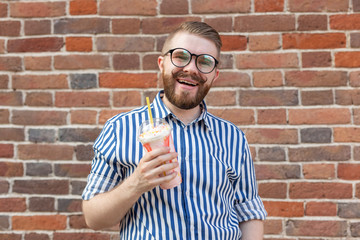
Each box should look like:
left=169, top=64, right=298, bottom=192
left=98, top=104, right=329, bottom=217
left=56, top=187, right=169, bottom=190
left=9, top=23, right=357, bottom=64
left=82, top=21, right=267, bottom=239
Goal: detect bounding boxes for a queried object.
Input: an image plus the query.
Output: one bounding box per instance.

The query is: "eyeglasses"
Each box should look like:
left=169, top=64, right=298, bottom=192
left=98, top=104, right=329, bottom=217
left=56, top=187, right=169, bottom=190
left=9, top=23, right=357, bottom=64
left=164, top=48, right=219, bottom=74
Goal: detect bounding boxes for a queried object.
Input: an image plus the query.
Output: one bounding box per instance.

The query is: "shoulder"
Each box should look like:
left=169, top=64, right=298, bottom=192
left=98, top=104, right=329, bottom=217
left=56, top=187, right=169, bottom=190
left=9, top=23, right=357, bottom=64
left=105, top=105, right=147, bottom=125
left=206, top=112, right=246, bottom=137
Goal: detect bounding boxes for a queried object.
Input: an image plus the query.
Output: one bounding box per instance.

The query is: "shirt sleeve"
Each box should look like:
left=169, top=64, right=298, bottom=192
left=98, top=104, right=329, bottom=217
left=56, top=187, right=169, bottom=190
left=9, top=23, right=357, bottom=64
left=82, top=121, right=122, bottom=200
left=233, top=134, right=267, bottom=222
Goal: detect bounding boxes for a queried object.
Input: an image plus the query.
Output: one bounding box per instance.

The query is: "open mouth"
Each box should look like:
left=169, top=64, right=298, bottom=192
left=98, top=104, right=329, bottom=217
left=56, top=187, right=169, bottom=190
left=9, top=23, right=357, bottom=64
left=177, top=79, right=198, bottom=87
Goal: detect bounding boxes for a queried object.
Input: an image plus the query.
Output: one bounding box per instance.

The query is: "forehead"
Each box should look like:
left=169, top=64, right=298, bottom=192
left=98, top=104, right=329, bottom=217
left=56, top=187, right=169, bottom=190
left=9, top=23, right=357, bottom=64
left=166, top=32, right=218, bottom=57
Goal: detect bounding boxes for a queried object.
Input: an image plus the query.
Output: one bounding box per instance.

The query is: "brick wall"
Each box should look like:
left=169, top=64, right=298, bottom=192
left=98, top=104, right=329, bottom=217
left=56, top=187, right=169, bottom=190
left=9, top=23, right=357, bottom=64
left=0, top=0, right=359, bottom=239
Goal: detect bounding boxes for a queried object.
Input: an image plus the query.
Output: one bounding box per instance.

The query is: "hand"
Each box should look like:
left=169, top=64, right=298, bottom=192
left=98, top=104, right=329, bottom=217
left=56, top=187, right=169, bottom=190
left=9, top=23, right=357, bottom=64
left=129, top=147, right=178, bottom=195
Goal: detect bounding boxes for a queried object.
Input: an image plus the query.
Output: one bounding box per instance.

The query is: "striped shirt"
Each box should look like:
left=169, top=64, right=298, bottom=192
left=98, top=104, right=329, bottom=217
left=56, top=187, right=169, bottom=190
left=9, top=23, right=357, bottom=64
left=82, top=91, right=267, bottom=239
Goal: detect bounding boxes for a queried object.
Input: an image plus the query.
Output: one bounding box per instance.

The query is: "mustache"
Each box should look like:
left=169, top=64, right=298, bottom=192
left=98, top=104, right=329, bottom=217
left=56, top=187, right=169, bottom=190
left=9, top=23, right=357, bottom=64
left=172, top=71, right=207, bottom=84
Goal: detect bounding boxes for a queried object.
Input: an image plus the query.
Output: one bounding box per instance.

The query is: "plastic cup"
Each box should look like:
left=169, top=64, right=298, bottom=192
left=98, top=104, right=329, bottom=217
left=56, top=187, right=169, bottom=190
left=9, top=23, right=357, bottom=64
left=138, top=118, right=182, bottom=189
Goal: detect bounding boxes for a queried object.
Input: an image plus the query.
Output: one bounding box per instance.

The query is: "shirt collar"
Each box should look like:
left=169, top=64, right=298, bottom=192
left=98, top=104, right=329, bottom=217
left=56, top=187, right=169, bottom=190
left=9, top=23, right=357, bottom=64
left=152, top=90, right=212, bottom=131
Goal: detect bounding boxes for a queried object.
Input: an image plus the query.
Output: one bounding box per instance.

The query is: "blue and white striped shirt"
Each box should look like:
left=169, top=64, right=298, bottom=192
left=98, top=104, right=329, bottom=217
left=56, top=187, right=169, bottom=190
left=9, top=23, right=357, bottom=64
left=82, top=91, right=267, bottom=239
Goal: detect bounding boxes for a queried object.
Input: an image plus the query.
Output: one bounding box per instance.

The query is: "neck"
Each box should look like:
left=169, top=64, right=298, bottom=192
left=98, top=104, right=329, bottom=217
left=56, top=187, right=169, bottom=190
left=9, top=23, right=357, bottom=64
left=162, top=95, right=201, bottom=125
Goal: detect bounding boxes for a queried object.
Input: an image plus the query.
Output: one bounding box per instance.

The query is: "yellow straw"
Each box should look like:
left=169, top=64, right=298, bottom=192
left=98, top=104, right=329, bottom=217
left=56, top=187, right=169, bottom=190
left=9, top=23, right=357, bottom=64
left=146, top=97, right=154, bottom=127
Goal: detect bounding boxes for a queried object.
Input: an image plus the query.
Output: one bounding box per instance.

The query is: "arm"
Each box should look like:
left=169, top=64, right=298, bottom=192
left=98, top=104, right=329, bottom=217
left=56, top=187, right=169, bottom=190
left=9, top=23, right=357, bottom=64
left=82, top=147, right=178, bottom=230
left=239, top=220, right=264, bottom=240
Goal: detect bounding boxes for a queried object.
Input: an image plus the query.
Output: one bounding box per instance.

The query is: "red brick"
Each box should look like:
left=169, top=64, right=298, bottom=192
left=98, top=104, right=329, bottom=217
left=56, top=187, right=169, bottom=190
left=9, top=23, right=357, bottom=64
left=208, top=108, right=254, bottom=125
left=25, top=233, right=50, bottom=240
left=289, top=0, right=349, bottom=12
left=283, top=33, right=346, bottom=49
left=302, top=52, right=331, bottom=67
left=13, top=74, right=68, bottom=89
left=301, top=90, right=333, bottom=105
left=18, top=144, right=73, bottom=160
left=112, top=19, right=141, bottom=34
left=55, top=92, right=109, bottom=107
left=99, top=73, right=157, bottom=88
left=71, top=110, right=97, bottom=124
left=306, top=201, right=337, bottom=216
left=113, top=91, right=141, bottom=107
left=253, top=71, right=283, bottom=87
left=357, top=183, right=360, bottom=198
left=240, top=90, right=298, bottom=106
left=25, top=92, right=53, bottom=107
left=13, top=179, right=69, bottom=194
left=0, top=162, right=23, bottom=177
left=258, top=182, right=287, bottom=199
left=99, top=0, right=157, bottom=15
left=69, top=215, right=87, bottom=229
left=29, top=197, right=55, bottom=212
left=0, top=57, right=22, bottom=72
left=113, top=54, right=140, bottom=70
left=330, top=14, right=360, bottom=30
left=256, top=164, right=300, bottom=180
left=249, top=34, right=280, bottom=51
left=24, top=56, right=52, bottom=71
left=264, top=219, right=283, bottom=235
left=263, top=201, right=304, bottom=217
left=255, top=0, right=284, bottom=12
left=54, top=55, right=110, bottom=70
left=0, top=109, right=9, bottom=124
left=286, top=220, right=347, bottom=237
left=297, top=15, right=328, bottom=31
left=257, top=109, right=287, bottom=124
left=352, top=32, right=360, bottom=47
left=234, top=15, right=295, bottom=32
left=289, top=145, right=351, bottom=162
left=0, top=233, right=21, bottom=240
left=70, top=0, right=97, bottom=15
left=0, top=92, right=22, bottom=106
left=206, top=91, right=236, bottom=106
left=220, top=35, right=247, bottom=51
left=66, top=37, right=92, bottom=52
left=303, top=163, right=335, bottom=179
left=141, top=17, right=200, bottom=34
left=336, top=89, right=360, bottom=105
left=0, top=198, right=26, bottom=212
left=24, top=20, right=51, bottom=36
left=12, top=110, right=67, bottom=126
left=213, top=72, right=251, bottom=87
left=288, top=108, right=351, bottom=124
left=350, top=71, right=360, bottom=87
left=55, top=164, right=91, bottom=178
left=236, top=53, right=298, bottom=69
left=143, top=54, right=159, bottom=70
left=10, top=2, right=65, bottom=17
left=204, top=17, right=233, bottom=32
left=0, top=128, right=24, bottom=141
left=0, top=39, right=4, bottom=53
left=0, top=144, right=13, bottom=158
left=0, top=21, right=21, bottom=36
left=160, top=0, right=188, bottom=14
left=285, top=71, right=347, bottom=87
left=244, top=128, right=298, bottom=144
left=0, top=3, right=7, bottom=17
left=12, top=215, right=66, bottom=230
left=335, top=51, right=360, bottom=67
left=355, top=108, right=360, bottom=125
left=355, top=0, right=360, bottom=12
left=8, top=38, right=63, bottom=53
left=338, top=163, right=360, bottom=180
left=192, top=0, right=250, bottom=13
left=334, top=127, right=360, bottom=142
left=53, top=232, right=111, bottom=240
left=290, top=182, right=352, bottom=199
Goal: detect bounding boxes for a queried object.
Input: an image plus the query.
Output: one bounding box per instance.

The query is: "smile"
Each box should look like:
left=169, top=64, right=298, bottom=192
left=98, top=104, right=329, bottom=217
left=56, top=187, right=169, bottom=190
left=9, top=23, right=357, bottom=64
left=177, top=79, right=198, bottom=87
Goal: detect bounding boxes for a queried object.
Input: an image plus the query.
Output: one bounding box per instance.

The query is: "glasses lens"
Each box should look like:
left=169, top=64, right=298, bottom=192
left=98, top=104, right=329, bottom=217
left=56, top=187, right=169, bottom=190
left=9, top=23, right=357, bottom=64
left=171, top=49, right=191, bottom=67
left=197, top=55, right=216, bottom=73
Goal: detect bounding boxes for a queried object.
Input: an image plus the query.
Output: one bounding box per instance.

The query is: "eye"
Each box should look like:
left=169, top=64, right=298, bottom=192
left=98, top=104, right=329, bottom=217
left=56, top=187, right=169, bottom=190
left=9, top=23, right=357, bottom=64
left=198, top=55, right=214, bottom=67
left=173, top=51, right=190, bottom=61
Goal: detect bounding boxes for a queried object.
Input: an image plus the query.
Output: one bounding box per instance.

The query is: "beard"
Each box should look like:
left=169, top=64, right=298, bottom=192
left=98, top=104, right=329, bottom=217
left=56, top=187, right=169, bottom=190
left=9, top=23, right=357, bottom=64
left=162, top=70, right=211, bottom=110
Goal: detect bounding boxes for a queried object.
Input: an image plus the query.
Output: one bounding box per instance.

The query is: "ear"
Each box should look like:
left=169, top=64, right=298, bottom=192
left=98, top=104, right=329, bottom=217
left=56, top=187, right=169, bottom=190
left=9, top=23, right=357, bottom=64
left=212, top=69, right=220, bottom=84
left=158, top=56, right=164, bottom=72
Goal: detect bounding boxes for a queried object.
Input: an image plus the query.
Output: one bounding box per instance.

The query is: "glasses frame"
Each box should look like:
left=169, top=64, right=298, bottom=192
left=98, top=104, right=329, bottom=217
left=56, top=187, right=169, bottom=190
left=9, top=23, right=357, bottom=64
left=164, top=48, right=219, bottom=74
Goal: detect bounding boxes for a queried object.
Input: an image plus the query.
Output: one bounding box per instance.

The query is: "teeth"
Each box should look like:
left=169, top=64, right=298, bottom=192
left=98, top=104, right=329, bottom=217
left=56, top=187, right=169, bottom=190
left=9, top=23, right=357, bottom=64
left=178, top=79, right=197, bottom=86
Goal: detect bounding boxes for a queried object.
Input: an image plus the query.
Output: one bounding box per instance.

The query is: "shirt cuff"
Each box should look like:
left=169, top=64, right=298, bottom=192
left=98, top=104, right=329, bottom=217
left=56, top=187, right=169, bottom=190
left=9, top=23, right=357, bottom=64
left=234, top=196, right=267, bottom=222
left=82, top=173, right=118, bottom=200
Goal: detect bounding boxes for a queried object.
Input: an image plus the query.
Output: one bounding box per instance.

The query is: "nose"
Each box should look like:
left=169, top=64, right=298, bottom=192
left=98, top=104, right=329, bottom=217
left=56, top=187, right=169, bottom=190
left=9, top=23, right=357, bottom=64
left=182, top=56, right=199, bottom=74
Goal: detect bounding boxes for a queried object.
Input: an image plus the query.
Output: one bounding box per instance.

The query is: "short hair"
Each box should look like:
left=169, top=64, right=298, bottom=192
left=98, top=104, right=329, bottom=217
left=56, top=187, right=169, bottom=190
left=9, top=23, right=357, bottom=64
left=162, top=21, right=222, bottom=56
